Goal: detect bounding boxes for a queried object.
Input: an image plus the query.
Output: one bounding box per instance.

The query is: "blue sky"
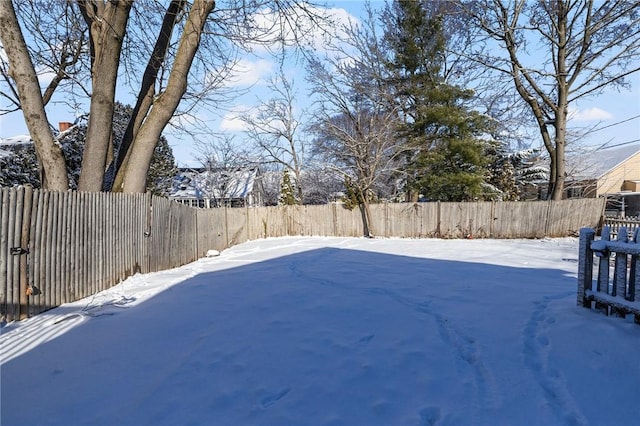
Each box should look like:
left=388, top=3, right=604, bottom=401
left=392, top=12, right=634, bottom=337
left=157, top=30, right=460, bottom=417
left=1, top=0, right=638, bottom=166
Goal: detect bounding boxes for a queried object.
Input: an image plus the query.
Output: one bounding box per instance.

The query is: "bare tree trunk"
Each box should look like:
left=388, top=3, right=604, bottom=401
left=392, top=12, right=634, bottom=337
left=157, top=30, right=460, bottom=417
left=108, top=0, right=187, bottom=192
left=551, top=2, right=569, bottom=201
left=122, top=0, right=215, bottom=193
left=291, top=152, right=304, bottom=203
left=357, top=187, right=373, bottom=237
left=547, top=152, right=557, bottom=200
left=77, top=0, right=133, bottom=192
left=0, top=0, right=68, bottom=191
left=459, top=0, right=640, bottom=201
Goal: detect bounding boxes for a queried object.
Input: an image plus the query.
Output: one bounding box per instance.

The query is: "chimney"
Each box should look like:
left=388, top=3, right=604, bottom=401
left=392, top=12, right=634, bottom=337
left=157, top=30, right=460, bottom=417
left=59, top=122, right=73, bottom=132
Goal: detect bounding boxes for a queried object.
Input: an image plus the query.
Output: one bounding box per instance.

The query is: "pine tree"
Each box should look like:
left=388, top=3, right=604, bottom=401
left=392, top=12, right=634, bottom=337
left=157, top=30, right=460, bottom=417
left=383, top=0, right=494, bottom=201
left=484, top=142, right=519, bottom=201
left=146, top=137, right=178, bottom=196
left=341, top=176, right=362, bottom=210
left=279, top=169, right=298, bottom=205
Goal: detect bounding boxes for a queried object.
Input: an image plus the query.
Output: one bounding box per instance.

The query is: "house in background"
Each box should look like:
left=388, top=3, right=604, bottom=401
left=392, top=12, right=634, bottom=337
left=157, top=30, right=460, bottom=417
left=0, top=135, right=32, bottom=152
left=170, top=167, right=265, bottom=208
left=565, top=143, right=640, bottom=216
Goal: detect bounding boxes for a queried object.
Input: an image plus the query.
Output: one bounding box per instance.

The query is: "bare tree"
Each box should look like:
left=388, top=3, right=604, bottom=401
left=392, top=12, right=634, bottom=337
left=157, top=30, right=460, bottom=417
left=0, top=1, right=88, bottom=114
left=240, top=69, right=308, bottom=202
left=307, top=9, right=404, bottom=236
left=194, top=133, right=255, bottom=171
left=0, top=0, right=68, bottom=190
left=455, top=0, right=640, bottom=200
left=1, top=0, right=333, bottom=193
left=193, top=133, right=257, bottom=206
left=76, top=0, right=134, bottom=191
left=309, top=104, right=402, bottom=236
left=120, top=0, right=214, bottom=193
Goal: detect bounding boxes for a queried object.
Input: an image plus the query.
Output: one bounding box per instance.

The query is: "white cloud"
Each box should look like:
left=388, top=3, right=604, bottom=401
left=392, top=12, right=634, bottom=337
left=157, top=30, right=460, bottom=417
left=243, top=5, right=358, bottom=54
left=569, top=107, right=614, bottom=122
left=219, top=105, right=254, bottom=132
left=221, top=58, right=273, bottom=89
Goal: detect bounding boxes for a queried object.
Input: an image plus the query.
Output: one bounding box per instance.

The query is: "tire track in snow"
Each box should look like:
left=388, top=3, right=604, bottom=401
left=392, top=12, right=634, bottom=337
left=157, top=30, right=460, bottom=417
left=523, top=292, right=587, bottom=426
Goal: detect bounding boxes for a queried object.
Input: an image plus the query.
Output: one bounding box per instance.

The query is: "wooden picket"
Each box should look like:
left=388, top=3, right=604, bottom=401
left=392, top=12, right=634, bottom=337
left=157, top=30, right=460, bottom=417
left=577, top=226, right=640, bottom=324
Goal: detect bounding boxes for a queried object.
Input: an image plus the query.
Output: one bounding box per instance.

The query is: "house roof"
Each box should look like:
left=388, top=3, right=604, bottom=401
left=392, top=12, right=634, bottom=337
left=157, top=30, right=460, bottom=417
left=0, top=135, right=32, bottom=145
left=171, top=168, right=259, bottom=200
left=0, top=135, right=33, bottom=159
left=569, top=143, right=640, bottom=180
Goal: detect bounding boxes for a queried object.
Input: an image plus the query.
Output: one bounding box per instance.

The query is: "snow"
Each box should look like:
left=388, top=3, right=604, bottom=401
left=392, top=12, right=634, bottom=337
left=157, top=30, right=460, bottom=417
left=0, top=135, right=32, bottom=146
left=1, top=236, right=639, bottom=425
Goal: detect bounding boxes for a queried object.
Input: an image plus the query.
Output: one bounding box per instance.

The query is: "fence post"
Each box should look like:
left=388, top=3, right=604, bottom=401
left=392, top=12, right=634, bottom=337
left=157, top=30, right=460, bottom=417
left=19, top=186, right=33, bottom=320
left=332, top=202, right=337, bottom=237
left=224, top=206, right=230, bottom=248
left=596, top=227, right=611, bottom=293
left=245, top=204, right=250, bottom=241
left=436, top=201, right=441, bottom=238
left=10, top=188, right=23, bottom=321
left=631, top=228, right=640, bottom=302
left=544, top=200, right=552, bottom=237
left=490, top=201, right=495, bottom=237
left=577, top=227, right=595, bottom=307
left=613, top=227, right=628, bottom=299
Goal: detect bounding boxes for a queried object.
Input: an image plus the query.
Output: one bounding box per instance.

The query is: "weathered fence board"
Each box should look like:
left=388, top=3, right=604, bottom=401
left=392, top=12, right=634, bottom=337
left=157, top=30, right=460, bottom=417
left=223, top=204, right=246, bottom=247
left=196, top=207, right=226, bottom=253
left=334, top=204, right=362, bottom=237
left=492, top=201, right=545, bottom=238
left=547, top=198, right=605, bottom=237
left=438, top=202, right=493, bottom=238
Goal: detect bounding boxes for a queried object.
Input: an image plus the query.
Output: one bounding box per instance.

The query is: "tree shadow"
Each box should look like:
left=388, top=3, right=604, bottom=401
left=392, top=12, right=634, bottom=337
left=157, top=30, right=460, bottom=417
left=1, top=247, right=583, bottom=426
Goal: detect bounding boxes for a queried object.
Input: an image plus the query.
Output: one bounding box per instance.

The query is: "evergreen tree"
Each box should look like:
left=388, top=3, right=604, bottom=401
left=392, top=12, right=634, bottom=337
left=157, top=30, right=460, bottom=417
left=383, top=0, right=495, bottom=201
left=0, top=144, right=39, bottom=187
left=0, top=103, right=177, bottom=194
left=341, top=176, right=362, bottom=210
left=279, top=169, right=298, bottom=205
left=109, top=103, right=178, bottom=196
left=485, top=142, right=519, bottom=201
left=146, top=137, right=178, bottom=196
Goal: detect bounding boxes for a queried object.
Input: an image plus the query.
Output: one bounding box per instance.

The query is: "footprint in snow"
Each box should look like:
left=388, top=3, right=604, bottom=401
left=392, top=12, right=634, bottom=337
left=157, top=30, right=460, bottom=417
left=420, top=406, right=441, bottom=425
left=260, top=388, right=291, bottom=408
left=359, top=334, right=375, bottom=344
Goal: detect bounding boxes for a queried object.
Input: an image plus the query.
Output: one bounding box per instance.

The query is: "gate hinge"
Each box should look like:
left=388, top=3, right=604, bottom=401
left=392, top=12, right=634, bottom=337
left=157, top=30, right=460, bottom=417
left=10, top=247, right=29, bottom=255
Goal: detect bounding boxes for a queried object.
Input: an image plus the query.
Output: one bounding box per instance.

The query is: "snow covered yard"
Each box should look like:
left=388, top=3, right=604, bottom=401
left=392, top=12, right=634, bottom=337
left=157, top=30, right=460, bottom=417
left=1, top=236, right=639, bottom=426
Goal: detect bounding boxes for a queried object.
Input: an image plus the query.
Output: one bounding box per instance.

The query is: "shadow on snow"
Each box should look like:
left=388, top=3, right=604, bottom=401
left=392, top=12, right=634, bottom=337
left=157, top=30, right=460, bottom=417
left=1, top=248, right=625, bottom=426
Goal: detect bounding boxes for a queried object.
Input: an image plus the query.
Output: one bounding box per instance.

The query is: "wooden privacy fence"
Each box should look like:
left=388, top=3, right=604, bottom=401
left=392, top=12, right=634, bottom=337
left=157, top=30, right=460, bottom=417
left=228, top=198, right=605, bottom=242
left=2, top=187, right=605, bottom=322
left=1, top=187, right=200, bottom=322
left=577, top=226, right=640, bottom=324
